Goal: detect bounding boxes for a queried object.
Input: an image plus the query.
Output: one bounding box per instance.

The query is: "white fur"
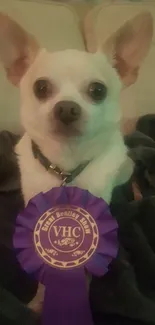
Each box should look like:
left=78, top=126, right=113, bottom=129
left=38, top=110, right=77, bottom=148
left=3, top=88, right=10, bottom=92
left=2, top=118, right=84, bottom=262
left=0, top=10, right=153, bottom=208
left=15, top=49, right=129, bottom=205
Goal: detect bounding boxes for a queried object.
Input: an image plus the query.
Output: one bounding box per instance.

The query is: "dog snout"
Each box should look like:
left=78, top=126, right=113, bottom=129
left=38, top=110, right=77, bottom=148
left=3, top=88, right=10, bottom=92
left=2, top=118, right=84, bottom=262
left=54, top=101, right=81, bottom=125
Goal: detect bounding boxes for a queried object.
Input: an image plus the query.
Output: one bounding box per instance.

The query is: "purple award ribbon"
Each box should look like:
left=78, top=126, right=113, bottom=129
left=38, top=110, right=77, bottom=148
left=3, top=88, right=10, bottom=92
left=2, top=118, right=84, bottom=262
left=13, top=187, right=118, bottom=325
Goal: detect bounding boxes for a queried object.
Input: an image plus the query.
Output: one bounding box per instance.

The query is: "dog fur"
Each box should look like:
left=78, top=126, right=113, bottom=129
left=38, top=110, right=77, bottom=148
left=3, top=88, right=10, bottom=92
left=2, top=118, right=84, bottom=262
left=0, top=9, right=153, bottom=204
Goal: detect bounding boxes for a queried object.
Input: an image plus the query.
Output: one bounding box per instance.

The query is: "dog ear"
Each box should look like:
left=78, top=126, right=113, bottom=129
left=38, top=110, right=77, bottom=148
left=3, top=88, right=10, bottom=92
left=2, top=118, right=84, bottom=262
left=83, top=10, right=153, bottom=86
left=0, top=13, right=40, bottom=86
left=82, top=4, right=103, bottom=53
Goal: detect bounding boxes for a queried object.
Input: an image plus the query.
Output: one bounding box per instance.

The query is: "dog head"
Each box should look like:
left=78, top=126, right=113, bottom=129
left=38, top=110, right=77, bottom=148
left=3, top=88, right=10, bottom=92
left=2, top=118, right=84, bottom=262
left=0, top=9, right=153, bottom=169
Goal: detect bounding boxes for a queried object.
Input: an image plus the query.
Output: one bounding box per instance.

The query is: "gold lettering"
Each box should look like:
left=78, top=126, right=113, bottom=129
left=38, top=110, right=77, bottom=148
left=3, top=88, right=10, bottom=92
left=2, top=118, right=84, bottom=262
left=56, top=212, right=63, bottom=218
left=41, top=226, right=48, bottom=231
left=52, top=226, right=72, bottom=238
left=53, top=226, right=62, bottom=237
left=79, top=218, right=91, bottom=234
left=72, top=227, right=81, bottom=238
left=48, top=216, right=54, bottom=223
left=62, top=226, right=72, bottom=237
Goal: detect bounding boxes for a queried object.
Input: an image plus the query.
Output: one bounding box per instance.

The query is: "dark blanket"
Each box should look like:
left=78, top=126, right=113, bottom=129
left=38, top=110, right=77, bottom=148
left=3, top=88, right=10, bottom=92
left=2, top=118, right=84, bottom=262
left=0, top=131, right=38, bottom=325
left=1, top=115, right=155, bottom=325
left=91, top=114, right=155, bottom=325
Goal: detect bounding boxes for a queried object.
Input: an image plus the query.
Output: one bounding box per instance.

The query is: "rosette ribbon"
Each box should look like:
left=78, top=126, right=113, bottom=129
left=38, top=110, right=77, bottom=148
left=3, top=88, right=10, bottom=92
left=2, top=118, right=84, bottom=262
left=13, top=187, right=118, bottom=325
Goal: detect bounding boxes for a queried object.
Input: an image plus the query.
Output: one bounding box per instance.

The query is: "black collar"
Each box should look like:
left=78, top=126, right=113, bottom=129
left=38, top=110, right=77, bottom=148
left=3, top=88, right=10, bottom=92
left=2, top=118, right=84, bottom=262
left=31, top=141, right=90, bottom=185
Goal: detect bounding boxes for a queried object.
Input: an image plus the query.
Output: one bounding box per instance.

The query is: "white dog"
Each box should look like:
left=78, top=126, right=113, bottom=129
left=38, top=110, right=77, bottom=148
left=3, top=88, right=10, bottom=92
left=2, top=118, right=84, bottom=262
left=0, top=9, right=153, bottom=205
left=0, top=7, right=153, bottom=311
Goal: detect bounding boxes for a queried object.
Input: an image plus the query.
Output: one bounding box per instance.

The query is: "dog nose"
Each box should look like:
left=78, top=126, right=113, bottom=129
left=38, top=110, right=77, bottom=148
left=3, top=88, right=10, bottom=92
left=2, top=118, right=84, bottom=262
left=54, top=101, right=81, bottom=124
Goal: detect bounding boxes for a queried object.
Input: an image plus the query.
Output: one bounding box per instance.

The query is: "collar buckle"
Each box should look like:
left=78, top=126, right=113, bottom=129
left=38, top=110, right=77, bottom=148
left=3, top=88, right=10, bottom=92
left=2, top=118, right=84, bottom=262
left=48, top=163, right=71, bottom=185
left=32, top=140, right=90, bottom=185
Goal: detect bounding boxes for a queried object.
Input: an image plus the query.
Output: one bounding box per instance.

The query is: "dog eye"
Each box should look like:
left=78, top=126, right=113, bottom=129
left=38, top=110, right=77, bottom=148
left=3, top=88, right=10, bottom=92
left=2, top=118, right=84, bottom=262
left=88, top=82, right=107, bottom=102
left=33, top=78, right=52, bottom=101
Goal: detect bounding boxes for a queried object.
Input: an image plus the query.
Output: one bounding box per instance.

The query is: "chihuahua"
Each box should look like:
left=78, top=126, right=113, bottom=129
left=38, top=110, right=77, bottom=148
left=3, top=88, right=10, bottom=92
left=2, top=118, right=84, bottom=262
left=0, top=6, right=153, bottom=312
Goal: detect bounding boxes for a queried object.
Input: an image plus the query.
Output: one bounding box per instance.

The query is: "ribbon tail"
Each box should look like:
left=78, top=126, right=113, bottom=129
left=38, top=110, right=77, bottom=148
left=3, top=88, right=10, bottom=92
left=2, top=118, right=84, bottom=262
left=42, top=268, right=93, bottom=325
